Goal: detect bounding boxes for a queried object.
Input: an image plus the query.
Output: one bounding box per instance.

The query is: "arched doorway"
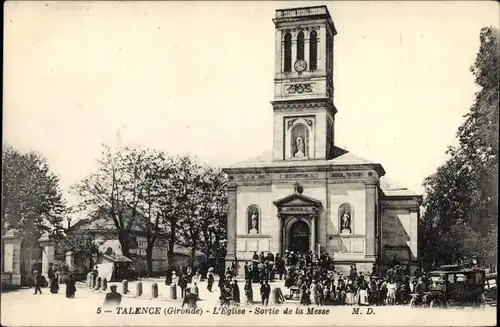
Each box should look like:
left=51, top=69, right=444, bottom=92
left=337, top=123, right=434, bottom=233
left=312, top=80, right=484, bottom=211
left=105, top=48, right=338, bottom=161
left=288, top=220, right=310, bottom=254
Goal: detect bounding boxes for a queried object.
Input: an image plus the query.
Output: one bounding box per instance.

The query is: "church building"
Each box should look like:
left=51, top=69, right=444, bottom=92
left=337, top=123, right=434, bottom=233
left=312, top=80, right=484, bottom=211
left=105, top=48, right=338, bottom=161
left=222, top=5, right=421, bottom=274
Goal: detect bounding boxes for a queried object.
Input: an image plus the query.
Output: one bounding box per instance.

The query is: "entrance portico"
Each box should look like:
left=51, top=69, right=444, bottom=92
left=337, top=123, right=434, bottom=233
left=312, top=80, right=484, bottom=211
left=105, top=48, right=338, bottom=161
left=274, top=182, right=322, bottom=255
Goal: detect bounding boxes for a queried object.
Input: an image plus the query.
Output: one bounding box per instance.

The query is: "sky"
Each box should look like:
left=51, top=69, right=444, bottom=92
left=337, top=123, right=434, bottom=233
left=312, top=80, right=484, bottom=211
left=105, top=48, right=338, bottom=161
left=4, top=1, right=499, bottom=206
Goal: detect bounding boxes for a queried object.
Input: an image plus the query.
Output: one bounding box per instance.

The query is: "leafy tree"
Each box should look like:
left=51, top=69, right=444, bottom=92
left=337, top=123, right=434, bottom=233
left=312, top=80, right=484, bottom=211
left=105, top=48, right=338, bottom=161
left=71, top=144, right=143, bottom=258
left=126, top=148, right=168, bottom=276
left=2, top=145, right=66, bottom=243
left=173, top=158, right=228, bottom=264
left=421, top=27, right=499, bottom=268
left=72, top=145, right=229, bottom=271
left=56, top=233, right=103, bottom=272
left=197, top=166, right=228, bottom=255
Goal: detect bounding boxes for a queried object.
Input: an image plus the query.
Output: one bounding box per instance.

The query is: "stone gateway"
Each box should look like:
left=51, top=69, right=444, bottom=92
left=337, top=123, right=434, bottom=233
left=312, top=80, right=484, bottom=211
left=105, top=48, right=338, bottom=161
left=222, top=5, right=420, bottom=275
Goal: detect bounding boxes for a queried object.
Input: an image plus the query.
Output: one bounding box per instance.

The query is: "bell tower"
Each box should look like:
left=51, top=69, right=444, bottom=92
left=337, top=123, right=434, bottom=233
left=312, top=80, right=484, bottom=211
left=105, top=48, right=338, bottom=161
left=271, top=6, right=337, bottom=161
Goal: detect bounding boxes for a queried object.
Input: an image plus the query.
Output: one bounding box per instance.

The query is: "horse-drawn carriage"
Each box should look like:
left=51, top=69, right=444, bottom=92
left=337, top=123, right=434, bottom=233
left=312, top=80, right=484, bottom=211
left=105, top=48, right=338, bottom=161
left=484, top=272, right=497, bottom=306
left=410, top=265, right=486, bottom=308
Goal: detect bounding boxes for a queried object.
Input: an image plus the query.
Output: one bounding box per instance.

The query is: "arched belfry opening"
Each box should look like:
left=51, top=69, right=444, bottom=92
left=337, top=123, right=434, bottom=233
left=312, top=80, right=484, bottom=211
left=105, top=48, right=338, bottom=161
left=297, top=31, right=304, bottom=61
left=309, top=30, right=317, bottom=71
left=284, top=32, right=292, bottom=72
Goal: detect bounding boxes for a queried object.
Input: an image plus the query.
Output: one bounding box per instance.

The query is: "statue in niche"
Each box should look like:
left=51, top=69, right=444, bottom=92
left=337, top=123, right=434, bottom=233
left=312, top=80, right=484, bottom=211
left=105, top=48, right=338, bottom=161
left=294, top=135, right=305, bottom=158
left=248, top=209, right=259, bottom=235
left=291, top=123, right=309, bottom=158
left=339, top=204, right=352, bottom=234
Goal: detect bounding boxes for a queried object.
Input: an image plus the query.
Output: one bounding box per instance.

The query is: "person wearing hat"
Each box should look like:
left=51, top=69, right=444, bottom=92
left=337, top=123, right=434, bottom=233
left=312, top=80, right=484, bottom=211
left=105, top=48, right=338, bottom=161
left=65, top=273, right=77, bottom=299
left=33, top=270, right=43, bottom=295
left=104, top=285, right=122, bottom=307
left=182, top=288, right=198, bottom=309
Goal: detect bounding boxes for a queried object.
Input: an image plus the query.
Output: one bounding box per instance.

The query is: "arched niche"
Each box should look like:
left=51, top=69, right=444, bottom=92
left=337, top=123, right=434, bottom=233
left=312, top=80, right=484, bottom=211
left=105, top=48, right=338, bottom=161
left=285, top=117, right=314, bottom=160
left=247, top=205, right=261, bottom=235
left=338, top=203, right=354, bottom=235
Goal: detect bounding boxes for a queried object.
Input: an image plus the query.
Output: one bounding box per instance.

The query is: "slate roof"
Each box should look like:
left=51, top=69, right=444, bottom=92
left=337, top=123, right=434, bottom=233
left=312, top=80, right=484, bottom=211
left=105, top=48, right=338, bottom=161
left=379, top=176, right=421, bottom=197
left=70, top=205, right=154, bottom=233
left=102, top=253, right=133, bottom=263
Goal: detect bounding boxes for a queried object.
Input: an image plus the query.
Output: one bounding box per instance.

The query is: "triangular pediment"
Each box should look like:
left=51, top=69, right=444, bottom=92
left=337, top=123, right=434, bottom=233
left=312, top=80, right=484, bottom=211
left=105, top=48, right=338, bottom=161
left=273, top=193, right=322, bottom=208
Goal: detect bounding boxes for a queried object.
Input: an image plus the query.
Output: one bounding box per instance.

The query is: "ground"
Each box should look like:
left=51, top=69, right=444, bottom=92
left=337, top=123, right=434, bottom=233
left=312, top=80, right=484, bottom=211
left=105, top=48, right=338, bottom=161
left=1, top=279, right=496, bottom=326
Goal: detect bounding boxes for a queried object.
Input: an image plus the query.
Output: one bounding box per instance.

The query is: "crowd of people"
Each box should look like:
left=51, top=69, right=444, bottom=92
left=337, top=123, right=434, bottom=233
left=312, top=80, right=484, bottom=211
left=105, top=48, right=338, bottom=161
left=32, top=264, right=77, bottom=298
left=224, top=250, right=431, bottom=306
left=162, top=249, right=434, bottom=307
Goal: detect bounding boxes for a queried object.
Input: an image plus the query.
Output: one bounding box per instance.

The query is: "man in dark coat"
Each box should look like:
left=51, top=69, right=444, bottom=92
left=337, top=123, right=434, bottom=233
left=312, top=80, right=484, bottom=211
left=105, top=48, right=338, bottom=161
left=103, top=285, right=122, bottom=307
left=232, top=280, right=240, bottom=304
left=165, top=269, right=172, bottom=285
left=260, top=280, right=271, bottom=306
left=244, top=262, right=249, bottom=281
left=178, top=274, right=188, bottom=298
left=207, top=269, right=215, bottom=292
left=33, top=270, right=43, bottom=295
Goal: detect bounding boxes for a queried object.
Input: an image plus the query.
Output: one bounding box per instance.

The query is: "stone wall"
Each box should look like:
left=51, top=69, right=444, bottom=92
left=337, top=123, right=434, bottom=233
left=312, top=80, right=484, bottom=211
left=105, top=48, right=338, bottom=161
left=380, top=201, right=419, bottom=265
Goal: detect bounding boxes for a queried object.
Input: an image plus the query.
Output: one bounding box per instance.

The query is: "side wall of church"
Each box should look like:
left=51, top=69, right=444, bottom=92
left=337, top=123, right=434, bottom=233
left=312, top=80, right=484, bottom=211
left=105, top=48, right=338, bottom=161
left=380, top=201, right=419, bottom=270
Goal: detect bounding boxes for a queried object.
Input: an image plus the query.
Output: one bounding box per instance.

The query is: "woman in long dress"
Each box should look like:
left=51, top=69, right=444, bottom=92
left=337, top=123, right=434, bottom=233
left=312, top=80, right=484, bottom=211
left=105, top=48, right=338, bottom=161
left=244, top=280, right=253, bottom=304
left=231, top=280, right=240, bottom=304
left=50, top=271, right=59, bottom=294
left=65, top=274, right=76, bottom=298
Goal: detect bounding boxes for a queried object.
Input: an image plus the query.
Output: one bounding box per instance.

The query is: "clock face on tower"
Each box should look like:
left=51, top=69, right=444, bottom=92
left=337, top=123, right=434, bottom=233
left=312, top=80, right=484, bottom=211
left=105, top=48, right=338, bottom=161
left=294, top=60, right=307, bottom=73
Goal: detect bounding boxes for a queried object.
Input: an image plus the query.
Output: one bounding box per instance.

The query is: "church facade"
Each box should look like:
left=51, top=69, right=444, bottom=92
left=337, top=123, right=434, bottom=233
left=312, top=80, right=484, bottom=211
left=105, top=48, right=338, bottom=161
left=222, top=6, right=421, bottom=274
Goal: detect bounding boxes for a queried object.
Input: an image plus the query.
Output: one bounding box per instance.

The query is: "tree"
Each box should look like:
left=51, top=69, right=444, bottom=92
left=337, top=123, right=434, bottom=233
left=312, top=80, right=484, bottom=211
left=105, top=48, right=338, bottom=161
left=127, top=148, right=168, bottom=276
left=421, top=27, right=499, bottom=268
left=173, top=158, right=228, bottom=264
left=56, top=233, right=103, bottom=272
left=71, top=144, right=143, bottom=258
left=2, top=145, right=66, bottom=243
left=197, top=166, right=228, bottom=255
left=72, top=145, right=229, bottom=272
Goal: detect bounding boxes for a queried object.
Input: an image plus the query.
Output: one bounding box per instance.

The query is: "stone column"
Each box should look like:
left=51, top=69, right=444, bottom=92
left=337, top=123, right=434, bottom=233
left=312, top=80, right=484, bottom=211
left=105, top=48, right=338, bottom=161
left=65, top=251, right=75, bottom=271
left=409, top=210, right=419, bottom=259
left=365, top=184, right=377, bottom=258
left=310, top=215, right=316, bottom=252
left=3, top=229, right=23, bottom=286
left=38, top=232, right=55, bottom=278
left=278, top=214, right=283, bottom=255
left=225, top=185, right=237, bottom=267
left=304, top=37, right=310, bottom=67
left=276, top=30, right=283, bottom=76
left=318, top=27, right=326, bottom=71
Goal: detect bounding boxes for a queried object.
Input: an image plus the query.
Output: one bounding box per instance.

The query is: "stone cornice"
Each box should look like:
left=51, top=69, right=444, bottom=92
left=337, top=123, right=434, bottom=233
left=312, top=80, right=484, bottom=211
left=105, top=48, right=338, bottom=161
left=381, top=198, right=420, bottom=210
left=224, top=162, right=385, bottom=177
left=236, top=235, right=272, bottom=238
left=271, top=98, right=337, bottom=116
